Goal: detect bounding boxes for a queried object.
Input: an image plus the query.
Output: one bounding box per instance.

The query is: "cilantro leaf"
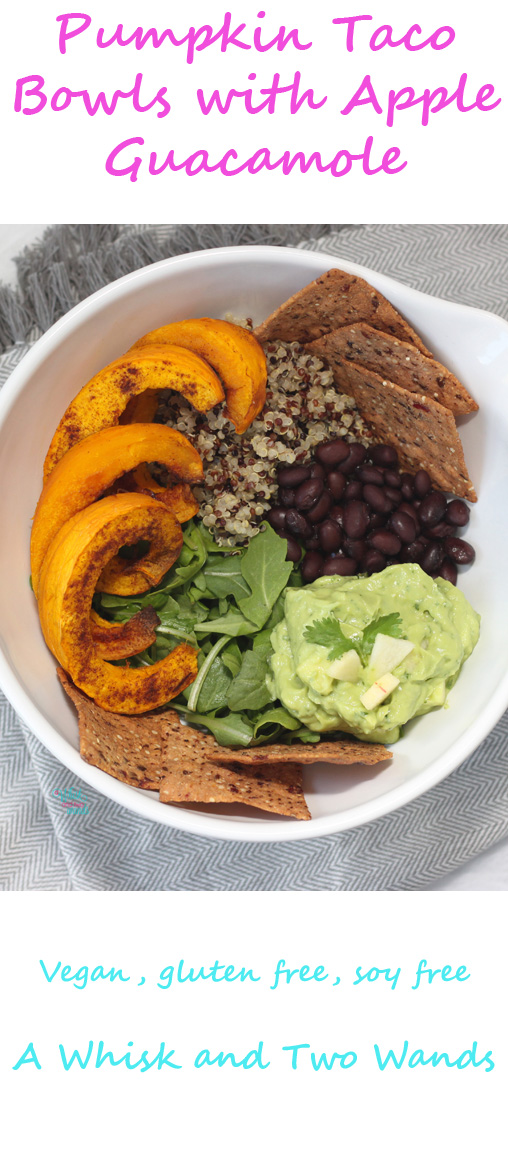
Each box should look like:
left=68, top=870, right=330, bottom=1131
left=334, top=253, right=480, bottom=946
left=305, top=612, right=404, bottom=664
left=303, top=616, right=358, bottom=662
left=359, top=613, right=403, bottom=660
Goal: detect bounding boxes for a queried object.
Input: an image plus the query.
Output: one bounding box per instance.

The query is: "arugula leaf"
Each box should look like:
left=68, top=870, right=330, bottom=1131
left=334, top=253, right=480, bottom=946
left=196, top=657, right=232, bottom=713
left=252, top=707, right=301, bottom=737
left=304, top=616, right=358, bottom=662
left=173, top=707, right=254, bottom=747
left=194, top=611, right=258, bottom=637
left=187, top=635, right=231, bottom=712
left=237, top=525, right=293, bottom=629
left=226, top=649, right=272, bottom=712
left=252, top=628, right=274, bottom=654
left=221, top=640, right=243, bottom=677
left=359, top=613, right=403, bottom=660
left=202, top=552, right=249, bottom=602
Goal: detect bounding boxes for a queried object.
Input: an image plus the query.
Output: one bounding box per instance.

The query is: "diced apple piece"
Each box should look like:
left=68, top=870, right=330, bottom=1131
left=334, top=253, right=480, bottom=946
left=368, top=634, right=414, bottom=677
left=360, top=673, right=400, bottom=711
left=328, top=649, right=363, bottom=682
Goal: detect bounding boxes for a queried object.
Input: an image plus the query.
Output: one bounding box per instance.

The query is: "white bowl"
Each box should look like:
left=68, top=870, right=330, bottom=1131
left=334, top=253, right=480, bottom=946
left=1, top=245, right=507, bottom=843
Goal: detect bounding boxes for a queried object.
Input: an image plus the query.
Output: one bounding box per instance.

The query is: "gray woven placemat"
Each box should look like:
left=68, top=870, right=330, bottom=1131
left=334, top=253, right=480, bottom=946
left=1, top=222, right=507, bottom=891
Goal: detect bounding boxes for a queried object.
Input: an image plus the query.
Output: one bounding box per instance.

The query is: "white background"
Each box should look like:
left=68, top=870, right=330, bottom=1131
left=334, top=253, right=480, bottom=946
left=1, top=0, right=506, bottom=221
left=0, top=893, right=505, bottom=1149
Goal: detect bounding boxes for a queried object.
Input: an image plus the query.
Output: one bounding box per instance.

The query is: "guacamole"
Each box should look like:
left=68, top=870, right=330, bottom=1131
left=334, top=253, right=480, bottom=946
left=267, top=564, right=480, bottom=743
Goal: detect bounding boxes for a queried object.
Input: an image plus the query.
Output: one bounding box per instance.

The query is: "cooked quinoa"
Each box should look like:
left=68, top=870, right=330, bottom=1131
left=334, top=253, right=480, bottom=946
left=155, top=339, right=370, bottom=546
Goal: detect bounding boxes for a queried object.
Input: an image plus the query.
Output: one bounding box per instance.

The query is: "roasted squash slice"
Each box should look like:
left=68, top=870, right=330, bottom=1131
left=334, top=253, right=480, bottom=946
left=37, top=493, right=198, bottom=714
left=32, top=423, right=203, bottom=596
left=129, top=464, right=199, bottom=522
left=90, top=607, right=160, bottom=660
left=132, top=318, right=267, bottom=434
left=43, top=345, right=224, bottom=481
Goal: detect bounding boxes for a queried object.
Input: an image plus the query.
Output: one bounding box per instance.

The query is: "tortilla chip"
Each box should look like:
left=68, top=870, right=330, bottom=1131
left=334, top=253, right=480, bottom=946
left=59, top=673, right=390, bottom=820
left=58, top=671, right=310, bottom=818
left=308, top=356, right=477, bottom=501
left=58, top=669, right=171, bottom=789
left=159, top=760, right=310, bottom=820
left=208, top=740, right=392, bottom=767
left=254, top=269, right=430, bottom=354
left=311, top=324, right=477, bottom=417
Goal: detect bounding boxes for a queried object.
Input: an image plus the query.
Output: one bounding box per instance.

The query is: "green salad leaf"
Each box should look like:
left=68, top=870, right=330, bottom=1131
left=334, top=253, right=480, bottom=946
left=226, top=648, right=272, bottom=712
left=237, top=525, right=293, bottom=629
left=95, top=519, right=324, bottom=748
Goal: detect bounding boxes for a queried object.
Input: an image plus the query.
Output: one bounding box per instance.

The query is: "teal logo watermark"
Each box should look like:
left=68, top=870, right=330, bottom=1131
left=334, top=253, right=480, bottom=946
left=53, top=786, right=89, bottom=814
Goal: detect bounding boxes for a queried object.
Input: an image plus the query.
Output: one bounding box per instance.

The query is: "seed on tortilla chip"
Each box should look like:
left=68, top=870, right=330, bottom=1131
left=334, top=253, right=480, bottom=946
left=208, top=740, right=393, bottom=767
left=254, top=269, right=430, bottom=354
left=309, top=356, right=477, bottom=501
left=159, top=760, right=310, bottom=820
left=310, top=324, right=478, bottom=417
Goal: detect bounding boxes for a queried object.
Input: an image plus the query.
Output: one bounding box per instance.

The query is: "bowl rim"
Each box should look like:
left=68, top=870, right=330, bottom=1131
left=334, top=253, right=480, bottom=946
left=1, top=242, right=507, bottom=844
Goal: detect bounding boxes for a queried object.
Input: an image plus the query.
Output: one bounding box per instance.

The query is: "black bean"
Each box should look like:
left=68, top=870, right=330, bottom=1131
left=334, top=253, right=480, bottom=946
left=307, top=491, right=333, bottom=524
left=309, top=462, right=326, bottom=481
left=364, top=548, right=387, bottom=574
left=383, top=469, right=402, bottom=489
left=279, top=487, right=295, bottom=508
left=277, top=533, right=302, bottom=563
left=400, top=537, right=426, bottom=563
left=285, top=509, right=312, bottom=539
left=267, top=507, right=287, bottom=530
left=338, top=443, right=367, bottom=473
left=385, top=488, right=403, bottom=507
left=369, top=530, right=402, bottom=556
left=413, top=469, right=431, bottom=498
left=301, top=552, right=324, bottom=583
left=364, top=484, right=392, bottom=513
left=437, top=559, right=458, bottom=585
left=418, top=491, right=447, bottom=528
left=319, top=520, right=343, bottom=553
left=399, top=502, right=420, bottom=526
left=389, top=510, right=417, bottom=544
left=344, top=500, right=369, bottom=539
left=426, top=521, right=455, bottom=539
left=327, top=470, right=347, bottom=500
left=400, top=473, right=415, bottom=500
left=370, top=443, right=398, bottom=467
left=278, top=464, right=311, bottom=488
left=322, top=556, right=357, bottom=576
left=421, top=541, right=443, bottom=574
left=305, top=532, right=321, bottom=551
left=294, top=478, right=324, bottom=511
left=315, top=439, right=351, bottom=468
left=356, top=465, right=384, bottom=486
left=329, top=505, right=345, bottom=529
left=445, top=499, right=470, bottom=528
left=344, top=538, right=367, bottom=563
left=345, top=479, right=363, bottom=501
left=369, top=512, right=389, bottom=530
left=444, top=537, right=476, bottom=565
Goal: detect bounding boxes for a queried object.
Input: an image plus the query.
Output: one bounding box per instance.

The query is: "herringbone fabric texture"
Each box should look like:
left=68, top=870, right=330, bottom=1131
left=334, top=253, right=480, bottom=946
left=1, top=223, right=507, bottom=891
